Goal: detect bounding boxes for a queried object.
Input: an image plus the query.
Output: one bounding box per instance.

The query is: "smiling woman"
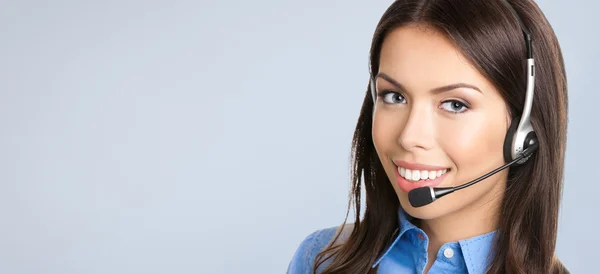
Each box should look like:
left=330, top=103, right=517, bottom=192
left=372, top=26, right=514, bottom=222
left=287, top=0, right=568, bottom=273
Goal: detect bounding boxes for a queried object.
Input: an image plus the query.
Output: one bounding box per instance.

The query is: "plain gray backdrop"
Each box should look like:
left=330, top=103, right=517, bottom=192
left=0, top=0, right=596, bottom=273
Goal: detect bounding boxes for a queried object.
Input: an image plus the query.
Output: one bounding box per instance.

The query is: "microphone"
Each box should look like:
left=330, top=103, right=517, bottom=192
left=408, top=140, right=539, bottom=208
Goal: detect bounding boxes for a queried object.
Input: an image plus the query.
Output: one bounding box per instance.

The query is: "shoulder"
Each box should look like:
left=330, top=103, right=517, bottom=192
left=286, top=224, right=355, bottom=274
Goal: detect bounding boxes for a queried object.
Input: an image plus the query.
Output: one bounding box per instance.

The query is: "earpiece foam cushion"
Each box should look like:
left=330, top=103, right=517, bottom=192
left=503, top=117, right=521, bottom=163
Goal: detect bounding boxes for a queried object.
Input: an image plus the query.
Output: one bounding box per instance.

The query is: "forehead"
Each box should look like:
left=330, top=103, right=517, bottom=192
left=378, top=25, right=491, bottom=91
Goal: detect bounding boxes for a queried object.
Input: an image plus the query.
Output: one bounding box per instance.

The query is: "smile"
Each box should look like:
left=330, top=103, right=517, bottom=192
left=398, top=167, right=449, bottom=182
left=393, top=160, right=451, bottom=192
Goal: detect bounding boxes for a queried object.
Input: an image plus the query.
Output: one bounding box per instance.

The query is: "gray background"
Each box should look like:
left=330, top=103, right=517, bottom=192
left=0, top=0, right=595, bottom=273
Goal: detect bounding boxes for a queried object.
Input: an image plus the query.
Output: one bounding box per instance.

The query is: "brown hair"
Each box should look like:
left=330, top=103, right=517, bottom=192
left=313, top=0, right=568, bottom=273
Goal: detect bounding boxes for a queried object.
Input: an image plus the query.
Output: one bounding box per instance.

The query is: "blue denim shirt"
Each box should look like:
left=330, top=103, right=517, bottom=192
left=287, top=208, right=496, bottom=274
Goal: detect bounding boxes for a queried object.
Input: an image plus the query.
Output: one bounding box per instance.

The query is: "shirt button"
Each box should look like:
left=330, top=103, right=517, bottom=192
left=417, top=234, right=425, bottom=240
left=443, top=248, right=454, bottom=258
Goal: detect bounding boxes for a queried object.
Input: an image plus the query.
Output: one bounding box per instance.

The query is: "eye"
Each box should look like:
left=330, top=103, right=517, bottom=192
left=440, top=100, right=469, bottom=114
left=378, top=91, right=406, bottom=104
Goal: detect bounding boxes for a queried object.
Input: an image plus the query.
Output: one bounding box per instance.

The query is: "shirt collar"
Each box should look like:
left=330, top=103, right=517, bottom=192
left=371, top=207, right=497, bottom=273
left=371, top=207, right=420, bottom=268
left=458, top=230, right=496, bottom=273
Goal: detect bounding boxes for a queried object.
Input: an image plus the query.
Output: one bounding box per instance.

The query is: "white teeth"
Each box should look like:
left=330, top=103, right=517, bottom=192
left=428, top=171, right=436, bottom=180
left=412, top=170, right=420, bottom=181
left=397, top=166, right=449, bottom=182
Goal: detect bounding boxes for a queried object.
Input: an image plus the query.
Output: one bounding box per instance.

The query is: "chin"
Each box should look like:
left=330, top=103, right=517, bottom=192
left=391, top=169, right=461, bottom=220
left=398, top=195, right=456, bottom=220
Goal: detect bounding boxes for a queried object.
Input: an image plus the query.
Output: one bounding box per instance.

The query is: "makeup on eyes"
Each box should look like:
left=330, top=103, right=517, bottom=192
left=376, top=88, right=476, bottom=114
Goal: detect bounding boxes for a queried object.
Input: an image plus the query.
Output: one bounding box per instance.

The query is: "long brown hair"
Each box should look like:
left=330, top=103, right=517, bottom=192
left=313, top=0, right=568, bottom=273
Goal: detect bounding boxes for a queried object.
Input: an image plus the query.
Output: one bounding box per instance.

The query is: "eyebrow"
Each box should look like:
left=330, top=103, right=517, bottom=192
left=376, top=72, right=482, bottom=94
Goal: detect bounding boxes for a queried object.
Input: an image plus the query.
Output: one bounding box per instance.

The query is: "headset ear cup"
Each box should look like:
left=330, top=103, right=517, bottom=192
left=503, top=117, right=521, bottom=163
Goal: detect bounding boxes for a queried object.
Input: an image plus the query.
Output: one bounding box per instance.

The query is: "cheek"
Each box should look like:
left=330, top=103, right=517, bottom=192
left=372, top=110, right=408, bottom=198
left=371, top=110, right=403, bottom=155
left=440, top=112, right=508, bottom=173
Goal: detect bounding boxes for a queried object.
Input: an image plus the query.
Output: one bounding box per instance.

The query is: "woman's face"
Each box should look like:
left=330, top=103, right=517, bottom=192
left=372, top=25, right=511, bottom=220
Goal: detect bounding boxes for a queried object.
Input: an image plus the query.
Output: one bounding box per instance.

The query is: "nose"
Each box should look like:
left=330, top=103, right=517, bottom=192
left=398, top=106, right=435, bottom=151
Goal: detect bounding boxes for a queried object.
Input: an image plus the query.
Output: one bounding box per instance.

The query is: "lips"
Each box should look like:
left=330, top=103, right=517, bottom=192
left=393, top=160, right=450, bottom=193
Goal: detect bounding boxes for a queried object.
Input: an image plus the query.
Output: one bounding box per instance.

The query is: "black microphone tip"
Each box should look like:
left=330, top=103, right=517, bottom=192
left=408, top=187, right=456, bottom=207
left=408, top=187, right=435, bottom=208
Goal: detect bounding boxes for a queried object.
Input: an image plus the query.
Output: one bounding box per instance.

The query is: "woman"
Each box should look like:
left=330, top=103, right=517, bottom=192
left=287, top=0, right=569, bottom=273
